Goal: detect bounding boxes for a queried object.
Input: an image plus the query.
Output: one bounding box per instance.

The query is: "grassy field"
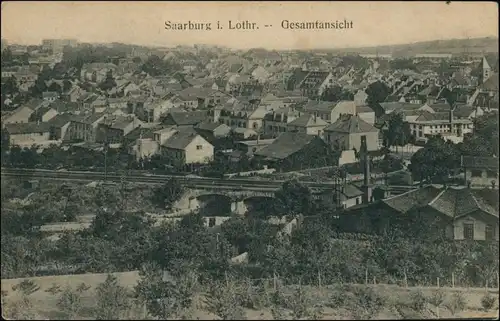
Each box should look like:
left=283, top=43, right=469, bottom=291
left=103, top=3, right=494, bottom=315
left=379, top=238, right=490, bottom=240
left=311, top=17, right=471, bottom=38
left=2, top=271, right=499, bottom=320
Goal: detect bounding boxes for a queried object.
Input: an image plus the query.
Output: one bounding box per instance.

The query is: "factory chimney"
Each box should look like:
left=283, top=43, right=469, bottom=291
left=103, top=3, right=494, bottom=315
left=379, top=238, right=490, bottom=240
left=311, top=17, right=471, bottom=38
left=360, top=135, right=373, bottom=204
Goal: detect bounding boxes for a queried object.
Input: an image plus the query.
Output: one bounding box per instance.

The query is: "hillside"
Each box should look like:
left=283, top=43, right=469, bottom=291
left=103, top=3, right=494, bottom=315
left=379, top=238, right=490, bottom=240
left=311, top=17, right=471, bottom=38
left=325, top=37, right=499, bottom=56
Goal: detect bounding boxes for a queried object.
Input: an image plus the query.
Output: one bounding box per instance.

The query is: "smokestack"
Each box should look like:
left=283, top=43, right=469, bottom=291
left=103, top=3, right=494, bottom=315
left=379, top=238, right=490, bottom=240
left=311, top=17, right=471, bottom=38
left=361, top=135, right=372, bottom=204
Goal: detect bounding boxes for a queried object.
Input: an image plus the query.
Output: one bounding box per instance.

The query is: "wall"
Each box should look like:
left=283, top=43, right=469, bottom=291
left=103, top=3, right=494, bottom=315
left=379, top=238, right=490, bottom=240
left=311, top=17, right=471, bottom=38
left=358, top=111, right=376, bottom=126
left=465, top=169, right=499, bottom=187
left=4, top=107, right=33, bottom=124
left=349, top=131, right=380, bottom=152
left=453, top=214, right=499, bottom=241
left=184, top=135, right=214, bottom=164
left=9, top=132, right=51, bottom=145
left=133, top=139, right=160, bottom=161
left=343, top=196, right=362, bottom=209
left=338, top=150, right=357, bottom=166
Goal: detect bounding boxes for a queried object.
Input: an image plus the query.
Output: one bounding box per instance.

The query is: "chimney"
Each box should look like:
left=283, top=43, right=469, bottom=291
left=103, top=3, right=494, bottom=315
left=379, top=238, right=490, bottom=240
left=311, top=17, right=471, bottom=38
left=360, top=135, right=372, bottom=204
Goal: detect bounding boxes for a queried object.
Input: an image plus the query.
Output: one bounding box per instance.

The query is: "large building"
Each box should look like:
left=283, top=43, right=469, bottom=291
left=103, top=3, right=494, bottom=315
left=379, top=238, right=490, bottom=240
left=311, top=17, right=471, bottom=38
left=41, top=39, right=78, bottom=54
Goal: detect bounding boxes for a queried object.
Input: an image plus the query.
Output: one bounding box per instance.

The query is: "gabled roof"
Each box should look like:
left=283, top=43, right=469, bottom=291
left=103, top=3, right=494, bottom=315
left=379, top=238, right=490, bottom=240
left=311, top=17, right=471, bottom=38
left=288, top=113, right=328, bottom=128
left=383, top=185, right=498, bottom=219
left=163, top=128, right=204, bottom=150
left=254, top=132, right=323, bottom=160
left=482, top=73, right=499, bottom=92
left=324, top=114, right=378, bottom=133
left=164, top=111, right=208, bottom=126
left=47, top=114, right=74, bottom=128
left=195, top=121, right=227, bottom=132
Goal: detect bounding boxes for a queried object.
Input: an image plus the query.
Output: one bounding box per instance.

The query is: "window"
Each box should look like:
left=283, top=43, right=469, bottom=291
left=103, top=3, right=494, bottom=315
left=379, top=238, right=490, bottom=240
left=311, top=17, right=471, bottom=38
left=196, top=145, right=203, bottom=150
left=485, top=225, right=495, bottom=241
left=463, top=223, right=474, bottom=240
left=208, top=217, right=216, bottom=227
left=486, top=171, right=497, bottom=178
left=356, top=197, right=360, bottom=205
left=470, top=170, right=482, bottom=178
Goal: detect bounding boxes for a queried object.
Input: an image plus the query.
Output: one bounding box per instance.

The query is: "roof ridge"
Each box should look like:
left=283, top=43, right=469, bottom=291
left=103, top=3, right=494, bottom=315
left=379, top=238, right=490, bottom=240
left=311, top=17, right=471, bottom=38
left=428, top=188, right=446, bottom=206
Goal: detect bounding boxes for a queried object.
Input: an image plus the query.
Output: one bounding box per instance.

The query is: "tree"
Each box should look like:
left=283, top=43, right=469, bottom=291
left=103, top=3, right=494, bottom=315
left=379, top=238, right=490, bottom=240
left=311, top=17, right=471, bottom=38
left=409, top=135, right=461, bottom=183
left=99, top=70, right=117, bottom=91
left=1, top=48, right=15, bottom=67
left=135, top=262, right=197, bottom=319
left=203, top=279, right=246, bottom=320
left=1, top=75, right=19, bottom=97
left=47, top=81, right=63, bottom=94
left=320, top=85, right=346, bottom=102
left=366, top=81, right=391, bottom=115
left=383, top=112, right=412, bottom=151
left=56, top=284, right=90, bottom=319
left=273, top=180, right=315, bottom=217
left=151, top=179, right=185, bottom=210
left=93, top=274, right=130, bottom=319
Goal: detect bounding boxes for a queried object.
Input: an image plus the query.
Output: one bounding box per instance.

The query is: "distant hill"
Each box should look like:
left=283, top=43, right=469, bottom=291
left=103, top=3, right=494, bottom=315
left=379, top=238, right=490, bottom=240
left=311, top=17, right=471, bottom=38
left=324, top=37, right=499, bottom=57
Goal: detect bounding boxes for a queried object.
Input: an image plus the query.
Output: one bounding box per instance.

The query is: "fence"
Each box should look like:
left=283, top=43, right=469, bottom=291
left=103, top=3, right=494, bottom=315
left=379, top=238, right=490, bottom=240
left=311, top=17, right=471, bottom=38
left=224, top=267, right=500, bottom=293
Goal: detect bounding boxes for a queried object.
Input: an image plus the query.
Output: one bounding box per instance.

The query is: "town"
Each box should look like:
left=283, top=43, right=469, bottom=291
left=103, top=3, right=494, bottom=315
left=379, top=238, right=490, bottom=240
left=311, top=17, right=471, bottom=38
left=1, top=34, right=499, bottom=319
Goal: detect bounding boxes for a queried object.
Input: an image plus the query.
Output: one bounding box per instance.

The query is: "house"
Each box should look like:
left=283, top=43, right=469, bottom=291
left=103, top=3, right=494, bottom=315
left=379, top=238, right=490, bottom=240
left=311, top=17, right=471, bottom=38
left=452, top=105, right=484, bottom=120
left=14, top=69, right=38, bottom=92
left=65, top=115, right=94, bottom=142
left=482, top=54, right=499, bottom=84
left=340, top=184, right=365, bottom=209
left=80, top=63, right=118, bottom=83
left=46, top=114, right=74, bottom=141
left=210, top=102, right=268, bottom=131
left=298, top=71, right=335, bottom=98
left=234, top=139, right=275, bottom=157
left=323, top=114, right=379, bottom=152
left=62, top=85, right=86, bottom=102
left=4, top=122, right=52, bottom=146
left=81, top=112, right=107, bottom=142
left=28, top=106, right=58, bottom=123
left=250, top=65, right=272, bottom=83
left=287, top=113, right=328, bottom=136
left=354, top=90, right=368, bottom=106
left=162, top=111, right=208, bottom=127
left=253, top=131, right=331, bottom=171
left=2, top=106, right=35, bottom=125
left=356, top=105, right=376, bottom=126
left=380, top=185, right=498, bottom=241
left=302, top=100, right=357, bottom=123
left=49, top=100, right=81, bottom=114
left=194, top=122, right=232, bottom=141
left=42, top=91, right=59, bottom=102
left=407, top=110, right=473, bottom=142
left=161, top=128, right=214, bottom=165
left=95, top=115, right=142, bottom=144
left=262, top=107, right=302, bottom=136
left=461, top=156, right=499, bottom=188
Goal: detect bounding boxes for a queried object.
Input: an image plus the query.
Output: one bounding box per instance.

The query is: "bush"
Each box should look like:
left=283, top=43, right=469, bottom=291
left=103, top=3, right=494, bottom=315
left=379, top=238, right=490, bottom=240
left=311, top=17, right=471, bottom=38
left=428, top=288, right=445, bottom=307
left=480, top=292, right=496, bottom=311
left=346, top=286, right=386, bottom=320
left=445, top=291, right=467, bottom=315
left=409, top=290, right=427, bottom=312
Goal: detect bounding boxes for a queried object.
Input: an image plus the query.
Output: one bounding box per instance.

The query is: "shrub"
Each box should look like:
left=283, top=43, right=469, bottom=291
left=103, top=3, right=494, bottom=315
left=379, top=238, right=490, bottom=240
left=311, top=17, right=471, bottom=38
left=445, top=291, right=467, bottom=315
left=346, top=286, right=386, bottom=320
left=409, top=290, right=427, bottom=312
left=480, top=292, right=496, bottom=311
left=428, top=288, right=445, bottom=307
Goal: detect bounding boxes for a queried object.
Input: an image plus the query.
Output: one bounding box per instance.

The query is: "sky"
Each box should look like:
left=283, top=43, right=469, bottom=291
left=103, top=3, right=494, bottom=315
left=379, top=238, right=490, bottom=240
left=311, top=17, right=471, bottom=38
left=1, top=1, right=498, bottom=50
